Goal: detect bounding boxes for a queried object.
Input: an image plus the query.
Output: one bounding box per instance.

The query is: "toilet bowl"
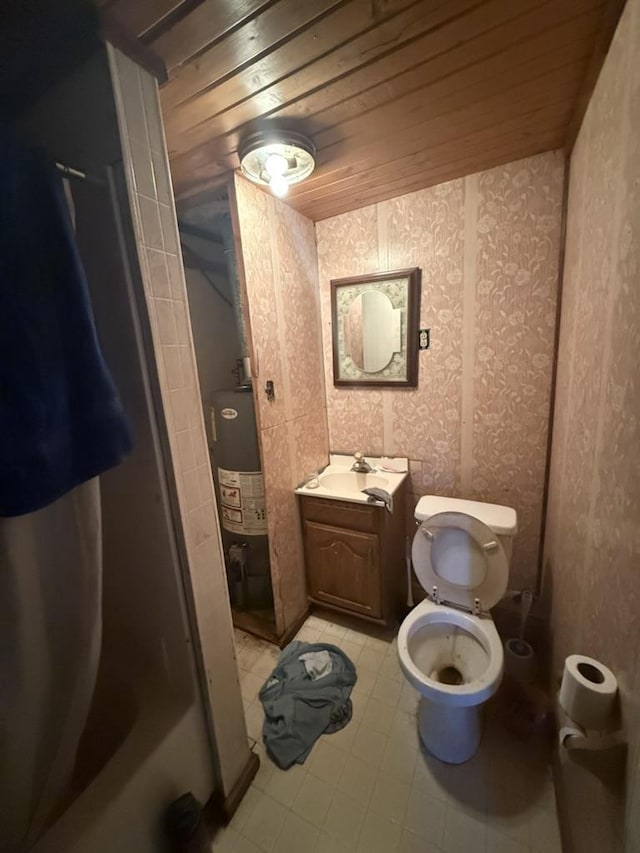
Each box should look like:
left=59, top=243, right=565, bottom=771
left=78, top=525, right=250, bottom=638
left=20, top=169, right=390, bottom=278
left=397, top=497, right=517, bottom=764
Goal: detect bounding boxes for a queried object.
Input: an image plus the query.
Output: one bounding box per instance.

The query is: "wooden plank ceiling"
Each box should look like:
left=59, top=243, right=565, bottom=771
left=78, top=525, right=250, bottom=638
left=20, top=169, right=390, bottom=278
left=101, top=0, right=620, bottom=221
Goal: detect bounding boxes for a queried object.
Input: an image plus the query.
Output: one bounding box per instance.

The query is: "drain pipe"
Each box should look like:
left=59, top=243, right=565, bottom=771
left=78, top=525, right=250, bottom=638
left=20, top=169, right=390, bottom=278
left=228, top=543, right=249, bottom=610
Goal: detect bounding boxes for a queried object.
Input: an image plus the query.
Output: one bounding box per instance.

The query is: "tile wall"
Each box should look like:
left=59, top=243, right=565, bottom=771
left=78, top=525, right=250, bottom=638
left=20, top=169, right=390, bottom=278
left=543, top=0, right=640, bottom=848
left=316, top=152, right=565, bottom=592
left=107, top=45, right=250, bottom=796
left=234, top=175, right=330, bottom=636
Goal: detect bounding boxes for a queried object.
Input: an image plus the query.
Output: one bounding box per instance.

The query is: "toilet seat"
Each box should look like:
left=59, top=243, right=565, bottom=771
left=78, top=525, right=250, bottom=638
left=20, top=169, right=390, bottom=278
left=412, top=511, right=508, bottom=613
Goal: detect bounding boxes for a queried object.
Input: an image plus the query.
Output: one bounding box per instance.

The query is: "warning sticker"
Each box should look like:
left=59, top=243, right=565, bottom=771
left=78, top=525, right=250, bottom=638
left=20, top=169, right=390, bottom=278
left=218, top=468, right=267, bottom=535
left=220, top=484, right=241, bottom=508
left=221, top=506, right=243, bottom=526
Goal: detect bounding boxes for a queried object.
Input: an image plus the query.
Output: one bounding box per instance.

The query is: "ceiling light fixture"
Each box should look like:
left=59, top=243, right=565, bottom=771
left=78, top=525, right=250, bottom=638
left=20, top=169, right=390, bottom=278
left=238, top=130, right=316, bottom=198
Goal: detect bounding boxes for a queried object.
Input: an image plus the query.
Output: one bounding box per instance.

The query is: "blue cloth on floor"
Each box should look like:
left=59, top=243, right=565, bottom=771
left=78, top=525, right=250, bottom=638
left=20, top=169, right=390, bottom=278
left=0, top=124, right=132, bottom=516
left=259, top=640, right=357, bottom=769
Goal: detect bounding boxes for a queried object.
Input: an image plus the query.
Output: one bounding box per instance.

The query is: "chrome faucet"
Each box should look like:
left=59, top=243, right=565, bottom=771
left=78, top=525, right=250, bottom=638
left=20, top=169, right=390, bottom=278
left=351, top=452, right=373, bottom=473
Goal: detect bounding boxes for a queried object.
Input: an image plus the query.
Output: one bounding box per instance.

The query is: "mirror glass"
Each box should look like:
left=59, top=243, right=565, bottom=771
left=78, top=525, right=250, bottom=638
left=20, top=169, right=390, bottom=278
left=344, top=290, right=402, bottom=373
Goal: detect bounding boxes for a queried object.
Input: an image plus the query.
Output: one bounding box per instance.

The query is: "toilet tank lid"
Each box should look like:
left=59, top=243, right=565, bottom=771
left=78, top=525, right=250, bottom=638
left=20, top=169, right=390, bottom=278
left=414, top=496, right=517, bottom=535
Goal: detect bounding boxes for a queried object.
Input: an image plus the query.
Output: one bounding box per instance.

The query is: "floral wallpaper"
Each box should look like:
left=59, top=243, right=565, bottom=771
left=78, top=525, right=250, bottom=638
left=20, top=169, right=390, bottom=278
left=472, top=157, right=563, bottom=590
left=384, top=179, right=465, bottom=495
left=543, top=0, right=640, bottom=849
left=234, top=175, right=329, bottom=635
left=317, top=152, right=564, bottom=592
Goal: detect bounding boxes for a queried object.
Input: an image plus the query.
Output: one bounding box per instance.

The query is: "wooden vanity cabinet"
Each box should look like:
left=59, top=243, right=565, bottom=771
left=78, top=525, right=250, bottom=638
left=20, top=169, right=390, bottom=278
left=299, top=486, right=406, bottom=628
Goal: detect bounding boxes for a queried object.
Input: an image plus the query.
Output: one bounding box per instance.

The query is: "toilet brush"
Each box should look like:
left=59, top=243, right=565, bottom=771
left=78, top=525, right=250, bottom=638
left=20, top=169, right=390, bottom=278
left=514, top=589, right=533, bottom=654
left=505, top=589, right=535, bottom=682
left=405, top=537, right=414, bottom=607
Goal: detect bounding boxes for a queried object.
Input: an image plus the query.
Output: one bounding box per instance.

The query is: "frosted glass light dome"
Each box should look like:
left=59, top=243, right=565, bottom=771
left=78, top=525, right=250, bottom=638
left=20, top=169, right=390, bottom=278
left=239, top=130, right=316, bottom=196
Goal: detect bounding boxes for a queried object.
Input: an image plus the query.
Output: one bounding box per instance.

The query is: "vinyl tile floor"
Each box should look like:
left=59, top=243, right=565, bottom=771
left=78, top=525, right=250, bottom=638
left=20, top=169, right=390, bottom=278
left=213, top=614, right=561, bottom=853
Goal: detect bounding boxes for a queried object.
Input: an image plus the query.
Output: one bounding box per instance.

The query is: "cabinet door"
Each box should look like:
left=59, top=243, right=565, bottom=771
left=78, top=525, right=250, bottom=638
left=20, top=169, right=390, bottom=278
left=304, top=521, right=381, bottom=618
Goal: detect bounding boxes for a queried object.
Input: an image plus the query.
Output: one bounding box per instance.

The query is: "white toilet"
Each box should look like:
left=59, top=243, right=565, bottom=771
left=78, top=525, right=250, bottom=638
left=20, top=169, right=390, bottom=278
left=397, top=496, right=517, bottom=764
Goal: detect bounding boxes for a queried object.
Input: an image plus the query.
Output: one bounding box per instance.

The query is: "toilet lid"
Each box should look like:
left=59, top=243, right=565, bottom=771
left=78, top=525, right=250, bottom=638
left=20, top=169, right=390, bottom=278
left=412, top=511, right=508, bottom=612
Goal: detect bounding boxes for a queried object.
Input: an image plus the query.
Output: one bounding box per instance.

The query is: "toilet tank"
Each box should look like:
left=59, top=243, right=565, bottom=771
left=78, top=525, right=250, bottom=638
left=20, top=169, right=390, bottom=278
left=414, top=496, right=517, bottom=562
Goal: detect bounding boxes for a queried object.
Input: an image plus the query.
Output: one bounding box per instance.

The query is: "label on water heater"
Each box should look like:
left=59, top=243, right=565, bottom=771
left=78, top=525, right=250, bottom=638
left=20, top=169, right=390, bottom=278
left=218, top=468, right=267, bottom=535
left=220, top=407, right=238, bottom=420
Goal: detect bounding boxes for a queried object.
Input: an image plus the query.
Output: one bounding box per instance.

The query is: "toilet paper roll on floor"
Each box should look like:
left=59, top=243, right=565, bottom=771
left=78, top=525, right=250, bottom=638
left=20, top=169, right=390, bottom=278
left=504, top=638, right=535, bottom=683
left=559, top=654, right=617, bottom=729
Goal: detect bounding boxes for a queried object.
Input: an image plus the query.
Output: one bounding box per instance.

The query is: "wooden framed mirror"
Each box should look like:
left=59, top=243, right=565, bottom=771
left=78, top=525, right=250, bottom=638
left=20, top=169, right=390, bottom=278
left=330, top=267, right=421, bottom=387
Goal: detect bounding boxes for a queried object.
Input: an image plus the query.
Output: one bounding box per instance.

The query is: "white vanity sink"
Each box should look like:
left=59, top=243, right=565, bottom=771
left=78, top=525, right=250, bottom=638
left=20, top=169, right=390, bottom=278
left=319, top=472, right=389, bottom=492
left=295, top=454, right=408, bottom=505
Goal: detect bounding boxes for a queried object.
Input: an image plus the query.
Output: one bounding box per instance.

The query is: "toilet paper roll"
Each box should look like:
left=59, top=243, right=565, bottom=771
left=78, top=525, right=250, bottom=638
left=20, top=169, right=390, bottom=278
left=559, top=654, right=617, bottom=729
left=504, top=638, right=535, bottom=683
